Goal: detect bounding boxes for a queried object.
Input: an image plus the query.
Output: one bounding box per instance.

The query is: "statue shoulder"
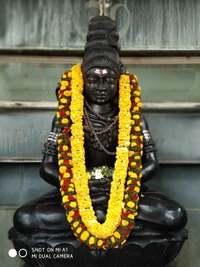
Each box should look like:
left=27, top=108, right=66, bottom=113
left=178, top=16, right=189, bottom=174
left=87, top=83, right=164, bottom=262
left=141, top=115, right=149, bottom=132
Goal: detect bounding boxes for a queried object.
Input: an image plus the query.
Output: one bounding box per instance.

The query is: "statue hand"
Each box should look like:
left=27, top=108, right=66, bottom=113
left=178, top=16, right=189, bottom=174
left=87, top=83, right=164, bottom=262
left=88, top=178, right=111, bottom=194
left=88, top=177, right=112, bottom=206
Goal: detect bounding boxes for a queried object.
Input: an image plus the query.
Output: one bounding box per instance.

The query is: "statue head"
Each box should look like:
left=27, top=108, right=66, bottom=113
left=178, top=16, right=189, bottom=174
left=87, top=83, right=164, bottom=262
left=82, top=16, right=124, bottom=105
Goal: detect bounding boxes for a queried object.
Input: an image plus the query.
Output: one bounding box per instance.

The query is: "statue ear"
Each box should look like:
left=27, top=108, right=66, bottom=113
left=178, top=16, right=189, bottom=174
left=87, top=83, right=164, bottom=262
left=120, top=64, right=126, bottom=74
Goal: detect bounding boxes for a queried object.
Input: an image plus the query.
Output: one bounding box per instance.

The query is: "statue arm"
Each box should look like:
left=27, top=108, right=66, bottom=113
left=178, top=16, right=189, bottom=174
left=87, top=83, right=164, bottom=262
left=141, top=116, right=159, bottom=183
left=39, top=115, right=61, bottom=187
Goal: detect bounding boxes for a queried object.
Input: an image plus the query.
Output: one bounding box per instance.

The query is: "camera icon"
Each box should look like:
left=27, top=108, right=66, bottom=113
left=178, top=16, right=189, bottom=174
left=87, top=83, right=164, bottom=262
left=8, top=248, right=28, bottom=258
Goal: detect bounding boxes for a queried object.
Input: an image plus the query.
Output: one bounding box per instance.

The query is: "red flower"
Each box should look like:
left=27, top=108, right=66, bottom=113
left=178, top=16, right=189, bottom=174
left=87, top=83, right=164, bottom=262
left=131, top=180, right=137, bottom=185
left=72, top=209, right=80, bottom=219
left=121, top=211, right=132, bottom=217
left=127, top=223, right=132, bottom=229
left=62, top=179, right=71, bottom=184
left=64, top=204, right=70, bottom=209
left=64, top=159, right=70, bottom=165
left=62, top=127, right=70, bottom=134
left=61, top=185, right=69, bottom=191
left=131, top=194, right=138, bottom=200
left=121, top=229, right=129, bottom=236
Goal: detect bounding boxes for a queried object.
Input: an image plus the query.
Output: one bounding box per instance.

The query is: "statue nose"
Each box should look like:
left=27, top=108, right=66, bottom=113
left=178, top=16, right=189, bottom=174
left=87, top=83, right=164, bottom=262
left=97, top=79, right=106, bottom=90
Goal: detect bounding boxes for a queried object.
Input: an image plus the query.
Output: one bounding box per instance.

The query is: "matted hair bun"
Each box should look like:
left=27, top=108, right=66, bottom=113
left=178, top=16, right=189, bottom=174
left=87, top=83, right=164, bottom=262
left=82, top=16, right=123, bottom=75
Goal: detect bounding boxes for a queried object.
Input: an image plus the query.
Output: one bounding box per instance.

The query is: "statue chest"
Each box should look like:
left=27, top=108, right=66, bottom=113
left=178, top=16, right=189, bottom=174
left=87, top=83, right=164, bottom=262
left=83, top=115, right=118, bottom=169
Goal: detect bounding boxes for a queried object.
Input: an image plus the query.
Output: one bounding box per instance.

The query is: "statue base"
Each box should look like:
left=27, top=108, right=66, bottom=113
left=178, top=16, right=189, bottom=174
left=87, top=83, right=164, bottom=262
left=8, top=227, right=187, bottom=267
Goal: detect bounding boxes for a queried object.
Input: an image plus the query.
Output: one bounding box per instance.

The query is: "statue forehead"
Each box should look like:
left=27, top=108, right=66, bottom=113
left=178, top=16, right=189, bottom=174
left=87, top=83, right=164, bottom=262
left=86, top=68, right=117, bottom=76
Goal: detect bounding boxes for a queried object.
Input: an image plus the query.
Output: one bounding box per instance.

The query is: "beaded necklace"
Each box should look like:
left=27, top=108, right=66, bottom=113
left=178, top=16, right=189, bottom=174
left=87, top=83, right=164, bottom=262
left=84, top=107, right=118, bottom=155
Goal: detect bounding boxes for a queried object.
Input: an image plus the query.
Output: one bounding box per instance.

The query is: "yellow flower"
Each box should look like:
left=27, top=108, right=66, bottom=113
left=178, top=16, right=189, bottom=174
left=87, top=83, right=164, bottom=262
left=114, top=232, right=121, bottom=239
left=58, top=159, right=64, bottom=165
left=135, top=97, right=140, bottom=103
left=63, top=172, right=70, bottom=178
left=59, top=166, right=66, bottom=173
left=137, top=181, right=141, bottom=186
left=61, top=118, right=69, bottom=124
left=81, top=231, right=89, bottom=241
left=76, top=227, right=82, bottom=234
left=134, top=90, right=140, bottom=96
left=128, top=214, right=135, bottom=219
left=111, top=236, right=115, bottom=243
left=129, top=172, right=137, bottom=178
left=60, top=85, right=66, bottom=90
left=58, top=105, right=65, bottom=110
left=69, top=210, right=74, bottom=217
left=63, top=145, right=68, bottom=151
left=68, top=187, right=74, bottom=192
left=135, top=126, right=141, bottom=132
left=67, top=215, right=73, bottom=223
left=134, top=155, right=141, bottom=160
left=97, top=240, right=103, bottom=246
left=73, top=221, right=79, bottom=228
left=61, top=81, right=68, bottom=86
left=64, top=91, right=71, bottom=96
left=70, top=202, right=77, bottom=208
left=121, top=220, right=129, bottom=226
left=131, top=142, right=137, bottom=147
left=57, top=112, right=60, bottom=118
left=137, top=102, right=142, bottom=108
left=127, top=201, right=135, bottom=208
left=89, top=237, right=95, bottom=245
left=127, top=180, right=131, bottom=185
left=134, top=186, right=140, bottom=193
left=62, top=195, right=69, bottom=203
left=133, top=114, right=140, bottom=119
left=121, top=239, right=126, bottom=245
left=60, top=98, right=67, bottom=104
left=62, top=74, right=67, bottom=78
left=129, top=151, right=135, bottom=156
left=68, top=72, right=72, bottom=78
left=133, top=107, right=139, bottom=112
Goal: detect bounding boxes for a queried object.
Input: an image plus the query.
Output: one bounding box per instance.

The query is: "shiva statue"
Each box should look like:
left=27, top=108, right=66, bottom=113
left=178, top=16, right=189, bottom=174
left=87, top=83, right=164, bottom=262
left=9, top=16, right=187, bottom=267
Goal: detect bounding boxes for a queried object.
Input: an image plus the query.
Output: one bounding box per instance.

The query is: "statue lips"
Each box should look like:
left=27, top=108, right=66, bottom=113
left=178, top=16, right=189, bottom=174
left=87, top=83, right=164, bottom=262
left=95, top=91, right=107, bottom=101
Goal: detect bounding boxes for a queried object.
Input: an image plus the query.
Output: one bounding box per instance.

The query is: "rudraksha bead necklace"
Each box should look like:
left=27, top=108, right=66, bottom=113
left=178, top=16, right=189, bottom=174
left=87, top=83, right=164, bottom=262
left=84, top=107, right=117, bottom=155
left=84, top=99, right=117, bottom=122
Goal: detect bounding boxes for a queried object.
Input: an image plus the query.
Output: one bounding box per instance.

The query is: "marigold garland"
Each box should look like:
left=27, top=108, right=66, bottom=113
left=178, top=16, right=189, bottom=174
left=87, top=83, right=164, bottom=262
left=56, top=64, right=143, bottom=250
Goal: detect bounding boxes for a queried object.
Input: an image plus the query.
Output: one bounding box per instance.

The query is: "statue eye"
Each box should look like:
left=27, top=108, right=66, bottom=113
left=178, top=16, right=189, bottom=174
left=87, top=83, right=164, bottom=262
left=105, top=76, right=116, bottom=83
left=87, top=76, right=98, bottom=83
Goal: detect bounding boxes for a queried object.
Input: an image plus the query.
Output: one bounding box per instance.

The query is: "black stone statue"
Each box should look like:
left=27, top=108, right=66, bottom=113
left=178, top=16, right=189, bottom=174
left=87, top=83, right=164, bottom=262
left=9, top=16, right=187, bottom=267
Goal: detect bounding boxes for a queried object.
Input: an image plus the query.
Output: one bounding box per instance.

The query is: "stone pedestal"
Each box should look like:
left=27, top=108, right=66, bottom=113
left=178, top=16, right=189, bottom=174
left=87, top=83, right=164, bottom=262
left=8, top=227, right=187, bottom=267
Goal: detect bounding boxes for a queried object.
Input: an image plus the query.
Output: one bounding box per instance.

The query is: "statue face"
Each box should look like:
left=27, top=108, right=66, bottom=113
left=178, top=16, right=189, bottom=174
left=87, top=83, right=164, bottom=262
left=84, top=68, right=119, bottom=104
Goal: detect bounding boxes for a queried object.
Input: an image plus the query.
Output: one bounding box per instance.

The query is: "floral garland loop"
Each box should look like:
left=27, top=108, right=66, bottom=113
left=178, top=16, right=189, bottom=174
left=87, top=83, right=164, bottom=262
left=56, top=64, right=143, bottom=250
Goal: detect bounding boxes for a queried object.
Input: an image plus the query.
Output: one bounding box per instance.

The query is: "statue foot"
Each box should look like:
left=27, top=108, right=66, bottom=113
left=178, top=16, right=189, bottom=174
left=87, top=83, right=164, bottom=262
left=131, top=222, right=144, bottom=232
